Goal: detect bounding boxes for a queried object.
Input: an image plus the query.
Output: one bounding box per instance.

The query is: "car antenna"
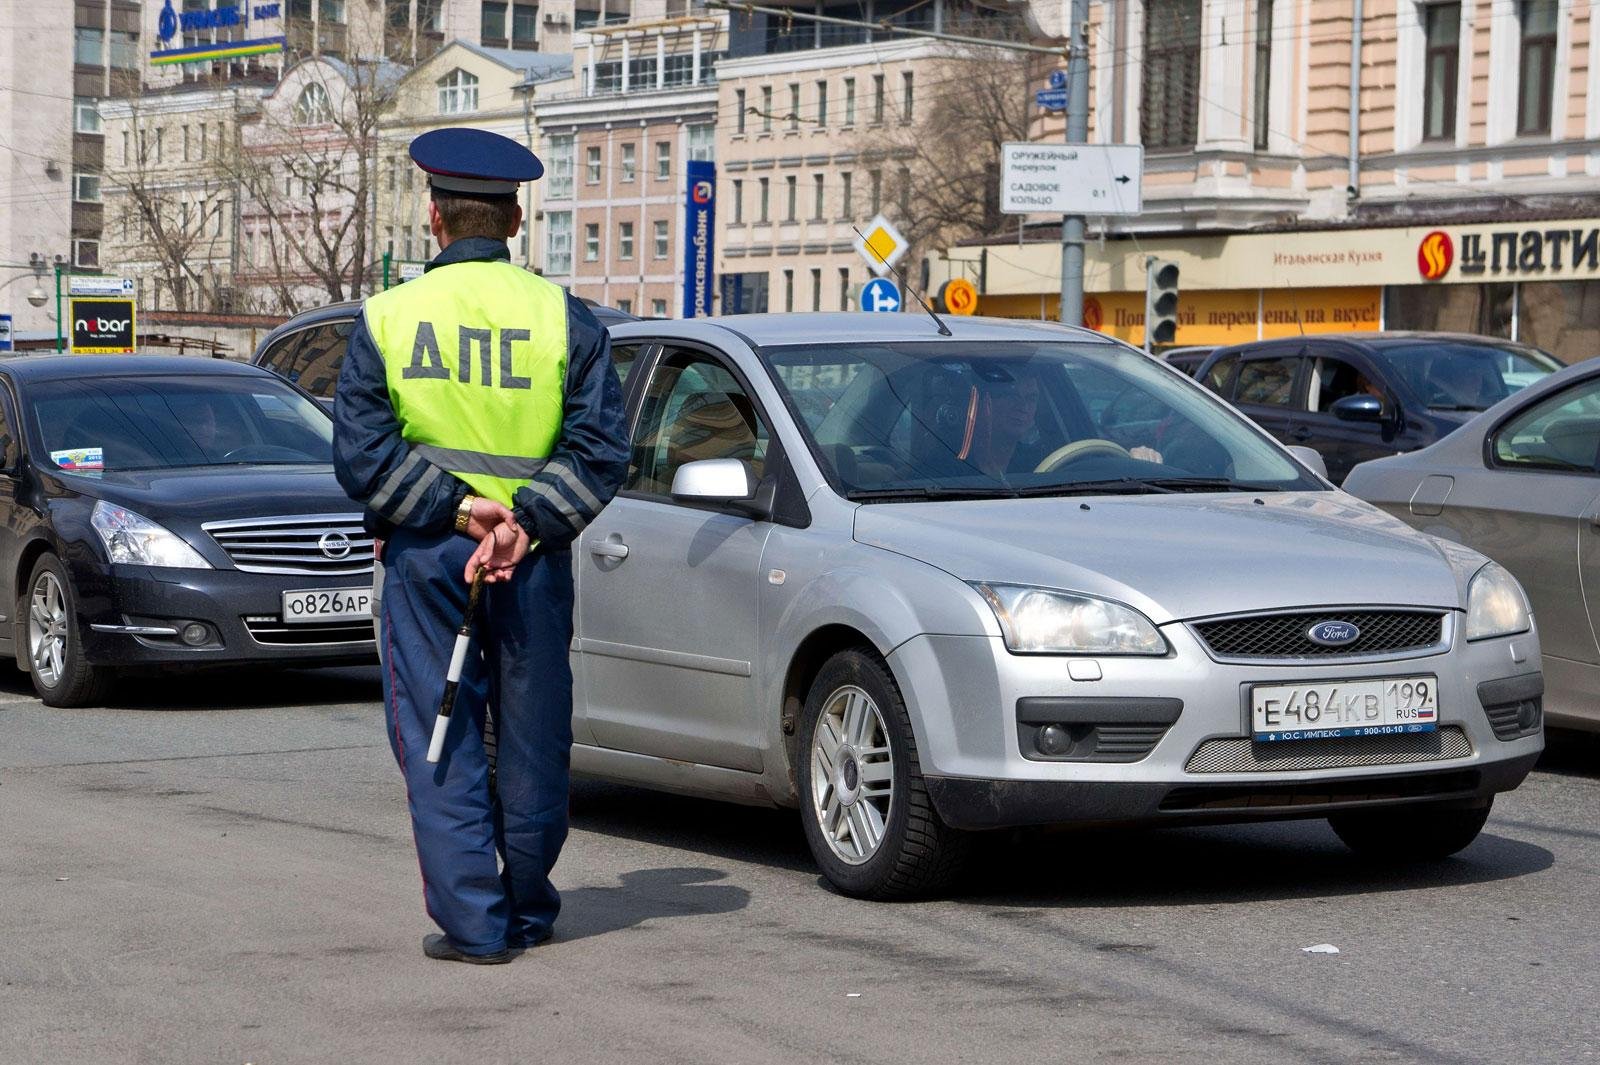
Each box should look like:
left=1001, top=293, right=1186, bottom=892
left=851, top=224, right=952, bottom=337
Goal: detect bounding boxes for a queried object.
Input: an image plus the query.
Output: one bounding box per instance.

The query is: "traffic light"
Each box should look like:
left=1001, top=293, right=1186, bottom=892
left=1144, top=259, right=1180, bottom=350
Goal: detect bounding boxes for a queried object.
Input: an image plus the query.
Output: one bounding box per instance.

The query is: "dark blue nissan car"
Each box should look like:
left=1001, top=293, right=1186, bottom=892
left=0, top=356, right=376, bottom=706
left=1194, top=332, right=1562, bottom=483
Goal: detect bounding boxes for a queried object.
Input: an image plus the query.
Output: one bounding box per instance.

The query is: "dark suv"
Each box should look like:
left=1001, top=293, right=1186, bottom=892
left=1194, top=332, right=1562, bottom=483
left=252, top=297, right=639, bottom=407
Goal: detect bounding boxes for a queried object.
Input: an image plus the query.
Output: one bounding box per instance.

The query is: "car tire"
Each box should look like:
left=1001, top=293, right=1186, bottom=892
left=22, top=554, right=110, bottom=708
left=1328, top=798, right=1493, bottom=861
left=797, top=648, right=972, bottom=900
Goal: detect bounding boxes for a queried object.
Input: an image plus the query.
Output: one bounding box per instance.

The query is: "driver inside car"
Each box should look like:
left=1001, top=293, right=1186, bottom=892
left=965, top=369, right=1164, bottom=477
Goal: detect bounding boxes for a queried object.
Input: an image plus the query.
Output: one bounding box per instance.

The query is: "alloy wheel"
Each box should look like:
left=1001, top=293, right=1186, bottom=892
left=28, top=571, right=68, bottom=688
left=809, top=684, right=896, bottom=865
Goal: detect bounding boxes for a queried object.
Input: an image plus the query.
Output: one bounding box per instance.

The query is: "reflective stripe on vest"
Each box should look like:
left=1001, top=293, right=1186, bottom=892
left=364, top=260, right=568, bottom=507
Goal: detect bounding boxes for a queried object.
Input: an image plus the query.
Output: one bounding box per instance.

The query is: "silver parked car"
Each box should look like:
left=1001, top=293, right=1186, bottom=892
left=1345, top=357, right=1600, bottom=734
left=389, top=315, right=1545, bottom=899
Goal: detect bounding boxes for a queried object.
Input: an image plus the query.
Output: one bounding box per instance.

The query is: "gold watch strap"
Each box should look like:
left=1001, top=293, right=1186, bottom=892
left=455, top=494, right=477, bottom=533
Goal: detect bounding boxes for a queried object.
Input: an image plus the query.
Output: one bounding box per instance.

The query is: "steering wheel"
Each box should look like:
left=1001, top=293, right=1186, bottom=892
left=1034, top=438, right=1131, bottom=474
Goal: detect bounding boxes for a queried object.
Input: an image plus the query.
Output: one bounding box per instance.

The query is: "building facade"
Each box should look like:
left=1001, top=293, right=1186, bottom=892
left=934, top=0, right=1600, bottom=362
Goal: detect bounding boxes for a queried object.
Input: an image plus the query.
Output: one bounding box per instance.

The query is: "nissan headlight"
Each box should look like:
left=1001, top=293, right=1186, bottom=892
left=91, top=501, right=211, bottom=569
left=974, top=584, right=1166, bottom=655
left=1465, top=562, right=1530, bottom=641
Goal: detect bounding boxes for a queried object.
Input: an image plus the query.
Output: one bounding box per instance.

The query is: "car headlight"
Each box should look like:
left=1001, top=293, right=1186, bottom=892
left=1465, top=562, right=1530, bottom=641
left=973, top=583, right=1166, bottom=655
left=90, top=501, right=212, bottom=569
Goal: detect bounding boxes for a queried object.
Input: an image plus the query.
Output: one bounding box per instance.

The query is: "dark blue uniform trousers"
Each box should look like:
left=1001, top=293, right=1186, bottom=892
left=381, top=527, right=575, bottom=955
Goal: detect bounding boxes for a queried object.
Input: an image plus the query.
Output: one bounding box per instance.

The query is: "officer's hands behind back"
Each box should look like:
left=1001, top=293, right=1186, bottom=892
left=466, top=515, right=530, bottom=584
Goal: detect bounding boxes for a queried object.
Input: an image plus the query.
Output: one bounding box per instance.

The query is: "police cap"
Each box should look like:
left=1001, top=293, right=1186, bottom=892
left=409, top=128, right=543, bottom=196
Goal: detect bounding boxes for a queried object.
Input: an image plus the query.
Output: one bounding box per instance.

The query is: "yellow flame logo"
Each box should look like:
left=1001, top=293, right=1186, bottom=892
left=1418, top=231, right=1452, bottom=280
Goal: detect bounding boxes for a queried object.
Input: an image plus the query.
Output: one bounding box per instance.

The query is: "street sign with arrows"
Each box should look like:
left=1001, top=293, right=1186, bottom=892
left=998, top=143, right=1144, bottom=216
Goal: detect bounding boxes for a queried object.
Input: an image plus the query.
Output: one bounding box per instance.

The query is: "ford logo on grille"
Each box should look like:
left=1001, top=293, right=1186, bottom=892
left=318, top=532, right=353, bottom=560
left=1307, top=620, right=1360, bottom=646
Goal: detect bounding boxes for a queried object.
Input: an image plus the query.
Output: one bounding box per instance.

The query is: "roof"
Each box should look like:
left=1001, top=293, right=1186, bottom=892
left=457, top=42, right=572, bottom=82
left=610, top=313, right=1116, bottom=349
left=0, top=354, right=269, bottom=383
left=1211, top=331, right=1547, bottom=355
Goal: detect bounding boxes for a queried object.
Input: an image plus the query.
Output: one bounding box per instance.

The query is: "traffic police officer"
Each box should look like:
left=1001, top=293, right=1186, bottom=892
left=333, top=128, right=628, bottom=964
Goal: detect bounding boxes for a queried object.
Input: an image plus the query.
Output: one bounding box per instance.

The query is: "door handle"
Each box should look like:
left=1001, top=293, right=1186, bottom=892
left=1289, top=426, right=1312, bottom=441
left=589, top=541, right=630, bottom=560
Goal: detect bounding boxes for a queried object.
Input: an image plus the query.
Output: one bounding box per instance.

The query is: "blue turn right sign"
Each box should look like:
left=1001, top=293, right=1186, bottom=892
left=860, top=277, right=902, bottom=313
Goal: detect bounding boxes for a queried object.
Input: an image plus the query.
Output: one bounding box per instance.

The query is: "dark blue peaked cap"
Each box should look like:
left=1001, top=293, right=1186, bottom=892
left=410, top=128, right=543, bottom=195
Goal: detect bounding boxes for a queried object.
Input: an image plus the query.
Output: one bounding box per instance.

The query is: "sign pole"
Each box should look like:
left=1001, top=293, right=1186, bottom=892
left=1059, top=0, right=1090, bottom=328
left=54, top=262, right=64, bottom=352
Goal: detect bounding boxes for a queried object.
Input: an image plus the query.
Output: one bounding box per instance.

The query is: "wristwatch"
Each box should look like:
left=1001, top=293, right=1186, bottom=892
left=454, top=493, right=477, bottom=534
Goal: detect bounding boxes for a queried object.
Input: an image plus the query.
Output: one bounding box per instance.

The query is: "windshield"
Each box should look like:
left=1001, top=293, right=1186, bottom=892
left=766, top=341, right=1321, bottom=499
left=30, top=374, right=333, bottom=474
left=1374, top=341, right=1561, bottom=412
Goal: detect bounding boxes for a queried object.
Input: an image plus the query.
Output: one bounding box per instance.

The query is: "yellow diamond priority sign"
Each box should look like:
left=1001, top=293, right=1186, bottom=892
left=854, top=214, right=907, bottom=277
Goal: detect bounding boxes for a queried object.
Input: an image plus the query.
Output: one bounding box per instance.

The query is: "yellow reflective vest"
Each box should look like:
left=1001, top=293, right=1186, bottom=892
left=363, top=260, right=568, bottom=507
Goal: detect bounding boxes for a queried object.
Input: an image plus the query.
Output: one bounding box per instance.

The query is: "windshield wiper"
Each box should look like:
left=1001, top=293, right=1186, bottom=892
left=1135, top=477, right=1291, bottom=493
left=846, top=486, right=1025, bottom=502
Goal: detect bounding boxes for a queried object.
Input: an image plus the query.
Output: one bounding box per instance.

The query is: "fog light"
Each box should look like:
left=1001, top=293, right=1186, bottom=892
left=1036, top=724, right=1072, bottom=757
left=1517, top=700, right=1541, bottom=732
left=180, top=622, right=211, bottom=646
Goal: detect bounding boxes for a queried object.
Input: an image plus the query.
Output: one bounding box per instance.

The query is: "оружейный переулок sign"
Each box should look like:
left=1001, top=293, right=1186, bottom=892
left=999, top=144, right=1144, bottom=217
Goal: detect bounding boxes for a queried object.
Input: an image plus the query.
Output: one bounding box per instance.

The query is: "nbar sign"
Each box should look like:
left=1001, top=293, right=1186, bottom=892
left=70, top=297, right=136, bottom=353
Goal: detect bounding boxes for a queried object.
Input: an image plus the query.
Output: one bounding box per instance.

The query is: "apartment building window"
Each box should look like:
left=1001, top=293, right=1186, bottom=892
left=732, top=179, right=744, bottom=223
left=897, top=165, right=910, bottom=215
left=761, top=85, right=773, bottom=131
left=585, top=222, right=600, bottom=260
left=321, top=0, right=345, bottom=20
left=816, top=80, right=828, bottom=126
left=74, top=98, right=101, bottom=135
left=548, top=134, right=575, bottom=198
left=872, top=74, right=885, bottom=124
left=843, top=77, right=856, bottom=125
left=74, top=27, right=103, bottom=66
left=1517, top=0, right=1557, bottom=136
left=810, top=268, right=822, bottom=310
left=73, top=173, right=101, bottom=203
left=75, top=240, right=100, bottom=270
left=655, top=141, right=671, bottom=179
left=789, top=83, right=801, bottom=130
left=418, top=0, right=444, bottom=31
left=1141, top=0, right=1202, bottom=149
left=546, top=211, right=573, bottom=273
left=869, top=169, right=882, bottom=215
left=512, top=4, right=538, bottom=47
left=183, top=125, right=192, bottom=161
left=155, top=127, right=164, bottom=163
left=198, top=122, right=207, bottom=160
left=438, top=69, right=479, bottom=115
left=758, top=177, right=770, bottom=222
left=621, top=142, right=637, bottom=182
left=110, top=30, right=139, bottom=69
left=654, top=219, right=669, bottom=258
left=784, top=269, right=794, bottom=312
left=586, top=145, right=602, bottom=183
left=785, top=175, right=797, bottom=221
left=736, top=89, right=747, bottom=134
left=1252, top=0, right=1273, bottom=149
left=482, top=1, right=508, bottom=39
left=1422, top=2, right=1460, bottom=142
left=842, top=172, right=853, bottom=218
left=617, top=298, right=633, bottom=313
left=652, top=298, right=667, bottom=317
left=687, top=123, right=715, bottom=161
left=839, top=267, right=851, bottom=310
left=901, top=71, right=913, bottom=122
left=295, top=83, right=333, bottom=124
left=121, top=131, right=128, bottom=164
left=385, top=227, right=396, bottom=257
left=619, top=222, right=634, bottom=260
left=813, top=173, right=825, bottom=220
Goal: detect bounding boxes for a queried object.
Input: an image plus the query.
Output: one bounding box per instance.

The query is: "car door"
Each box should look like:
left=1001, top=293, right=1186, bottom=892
left=1227, top=348, right=1304, bottom=446
left=1292, top=345, right=1406, bottom=483
left=575, top=343, right=775, bottom=772
left=1466, top=377, right=1600, bottom=701
left=0, top=382, right=25, bottom=654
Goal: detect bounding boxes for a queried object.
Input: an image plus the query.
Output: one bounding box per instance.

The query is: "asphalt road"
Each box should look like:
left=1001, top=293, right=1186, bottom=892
left=3, top=666, right=1598, bottom=1065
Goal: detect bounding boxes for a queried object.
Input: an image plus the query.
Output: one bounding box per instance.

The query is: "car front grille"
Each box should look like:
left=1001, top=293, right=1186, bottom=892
left=243, top=616, right=375, bottom=646
left=1185, top=725, right=1472, bottom=773
left=203, top=514, right=374, bottom=576
left=1159, top=769, right=1481, bottom=812
left=1192, top=609, right=1446, bottom=660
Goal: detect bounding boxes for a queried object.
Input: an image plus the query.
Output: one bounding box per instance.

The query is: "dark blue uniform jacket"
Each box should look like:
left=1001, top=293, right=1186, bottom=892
left=332, top=237, right=628, bottom=549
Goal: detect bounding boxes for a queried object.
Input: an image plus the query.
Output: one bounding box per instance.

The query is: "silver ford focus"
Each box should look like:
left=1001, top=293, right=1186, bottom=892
left=424, top=314, right=1547, bottom=899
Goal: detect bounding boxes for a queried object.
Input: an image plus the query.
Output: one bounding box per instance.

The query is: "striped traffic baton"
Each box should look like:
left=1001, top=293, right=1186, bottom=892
left=426, top=565, right=486, bottom=764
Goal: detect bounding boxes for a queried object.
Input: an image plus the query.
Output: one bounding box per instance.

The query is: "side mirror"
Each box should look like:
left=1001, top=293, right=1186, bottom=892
left=671, top=458, right=773, bottom=519
left=1286, top=445, right=1329, bottom=480
left=1331, top=393, right=1386, bottom=423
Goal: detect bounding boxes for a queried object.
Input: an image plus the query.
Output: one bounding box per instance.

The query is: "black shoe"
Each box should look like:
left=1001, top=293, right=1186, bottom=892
left=422, top=933, right=512, bottom=965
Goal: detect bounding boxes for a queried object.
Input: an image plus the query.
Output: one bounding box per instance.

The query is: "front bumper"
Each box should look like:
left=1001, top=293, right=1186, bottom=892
left=888, top=619, right=1544, bottom=831
left=73, top=561, right=376, bottom=669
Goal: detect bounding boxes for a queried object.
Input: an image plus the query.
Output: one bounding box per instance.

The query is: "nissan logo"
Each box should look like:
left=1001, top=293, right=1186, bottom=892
left=1307, top=620, right=1361, bottom=647
left=318, top=532, right=353, bottom=560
